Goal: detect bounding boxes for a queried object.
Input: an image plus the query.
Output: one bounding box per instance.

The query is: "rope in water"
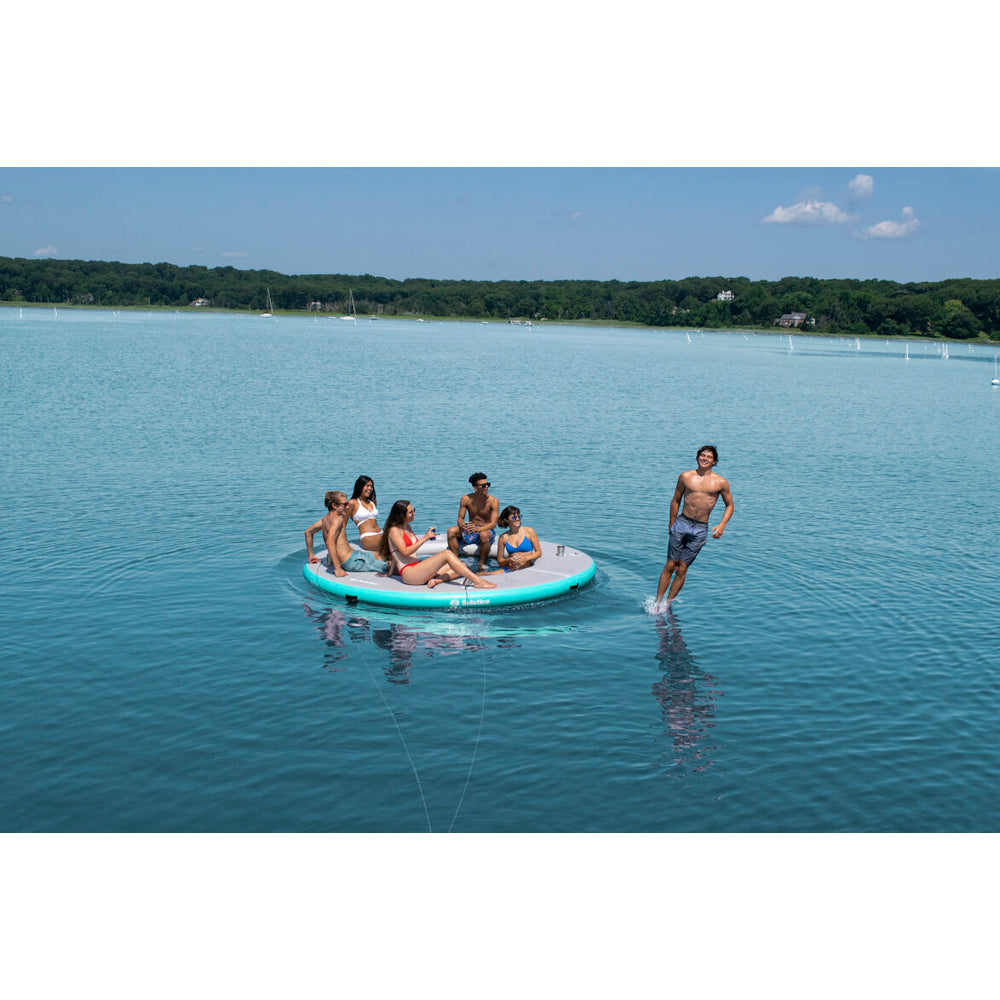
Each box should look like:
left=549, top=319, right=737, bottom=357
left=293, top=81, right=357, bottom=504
left=447, top=640, right=488, bottom=833
left=354, top=637, right=433, bottom=833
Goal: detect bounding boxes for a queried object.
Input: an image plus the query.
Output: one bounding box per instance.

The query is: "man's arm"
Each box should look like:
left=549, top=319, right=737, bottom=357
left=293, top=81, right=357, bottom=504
left=456, top=495, right=471, bottom=529
left=669, top=475, right=685, bottom=528
left=304, top=518, right=324, bottom=563
left=711, top=480, right=734, bottom=539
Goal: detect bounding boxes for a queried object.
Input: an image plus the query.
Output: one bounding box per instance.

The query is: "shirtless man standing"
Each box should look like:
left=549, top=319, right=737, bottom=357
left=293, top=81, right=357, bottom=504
left=446, top=472, right=500, bottom=572
left=305, top=490, right=386, bottom=576
left=655, top=445, right=734, bottom=607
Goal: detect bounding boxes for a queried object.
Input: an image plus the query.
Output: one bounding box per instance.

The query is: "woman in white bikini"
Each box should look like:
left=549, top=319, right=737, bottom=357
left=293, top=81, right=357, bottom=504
left=376, top=500, right=496, bottom=590
left=346, top=476, right=382, bottom=552
left=495, top=506, right=542, bottom=572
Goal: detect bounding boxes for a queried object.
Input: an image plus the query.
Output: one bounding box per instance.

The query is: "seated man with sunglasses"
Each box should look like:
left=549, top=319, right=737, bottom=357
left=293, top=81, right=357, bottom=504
left=305, top=490, right=387, bottom=576
left=446, top=472, right=500, bottom=572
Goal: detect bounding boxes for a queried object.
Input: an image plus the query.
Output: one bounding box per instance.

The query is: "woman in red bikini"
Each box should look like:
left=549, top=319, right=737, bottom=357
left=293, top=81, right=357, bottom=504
left=376, top=500, right=496, bottom=590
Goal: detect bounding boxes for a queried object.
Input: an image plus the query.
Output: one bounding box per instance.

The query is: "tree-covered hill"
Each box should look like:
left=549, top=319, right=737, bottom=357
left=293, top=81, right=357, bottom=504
left=2, top=256, right=998, bottom=338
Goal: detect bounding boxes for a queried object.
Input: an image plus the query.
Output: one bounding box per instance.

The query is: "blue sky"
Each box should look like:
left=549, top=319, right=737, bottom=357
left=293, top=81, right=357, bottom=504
left=2, top=167, right=998, bottom=283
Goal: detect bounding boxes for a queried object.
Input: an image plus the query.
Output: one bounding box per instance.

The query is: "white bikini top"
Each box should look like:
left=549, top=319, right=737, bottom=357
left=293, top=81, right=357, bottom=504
left=351, top=499, right=378, bottom=525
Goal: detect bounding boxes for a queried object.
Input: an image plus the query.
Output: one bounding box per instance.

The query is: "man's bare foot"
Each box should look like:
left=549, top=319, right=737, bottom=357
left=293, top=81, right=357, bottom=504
left=473, top=579, right=497, bottom=589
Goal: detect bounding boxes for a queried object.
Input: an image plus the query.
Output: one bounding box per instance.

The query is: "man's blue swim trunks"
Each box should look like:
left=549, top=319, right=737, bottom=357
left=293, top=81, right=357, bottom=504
left=338, top=549, right=388, bottom=573
left=667, top=512, right=708, bottom=565
left=461, top=528, right=496, bottom=546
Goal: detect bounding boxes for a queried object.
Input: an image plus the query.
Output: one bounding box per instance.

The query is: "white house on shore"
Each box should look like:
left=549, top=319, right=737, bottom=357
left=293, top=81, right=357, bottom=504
left=716, top=290, right=734, bottom=301
left=777, top=312, right=809, bottom=328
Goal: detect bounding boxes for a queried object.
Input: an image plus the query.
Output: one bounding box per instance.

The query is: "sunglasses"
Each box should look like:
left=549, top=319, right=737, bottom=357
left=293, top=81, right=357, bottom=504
left=476, top=481, right=491, bottom=488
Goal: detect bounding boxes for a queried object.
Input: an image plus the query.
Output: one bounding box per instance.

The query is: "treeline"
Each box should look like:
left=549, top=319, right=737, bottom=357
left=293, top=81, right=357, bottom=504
left=2, top=256, right=999, bottom=338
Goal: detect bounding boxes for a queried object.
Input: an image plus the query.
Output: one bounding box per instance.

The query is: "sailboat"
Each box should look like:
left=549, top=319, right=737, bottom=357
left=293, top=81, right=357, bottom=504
left=905, top=343, right=910, bottom=361
left=260, top=288, right=274, bottom=318
left=340, top=289, right=357, bottom=322
left=991, top=354, right=999, bottom=386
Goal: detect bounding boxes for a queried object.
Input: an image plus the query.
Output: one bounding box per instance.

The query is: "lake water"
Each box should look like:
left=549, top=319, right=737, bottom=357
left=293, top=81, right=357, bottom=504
left=4, top=307, right=1000, bottom=832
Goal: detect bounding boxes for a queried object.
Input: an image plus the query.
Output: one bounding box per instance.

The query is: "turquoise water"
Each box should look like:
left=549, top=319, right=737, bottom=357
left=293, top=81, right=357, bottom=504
left=3, top=308, right=999, bottom=831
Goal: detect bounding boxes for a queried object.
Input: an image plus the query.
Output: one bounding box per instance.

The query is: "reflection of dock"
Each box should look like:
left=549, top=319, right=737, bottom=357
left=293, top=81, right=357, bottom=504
left=651, top=610, right=722, bottom=768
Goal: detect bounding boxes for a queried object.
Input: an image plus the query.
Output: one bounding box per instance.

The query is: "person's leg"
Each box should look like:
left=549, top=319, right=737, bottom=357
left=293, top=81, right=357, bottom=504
left=401, top=551, right=495, bottom=588
left=666, top=561, right=690, bottom=601
left=446, top=525, right=461, bottom=555
left=656, top=559, right=679, bottom=603
left=477, top=530, right=493, bottom=571
left=441, top=549, right=495, bottom=587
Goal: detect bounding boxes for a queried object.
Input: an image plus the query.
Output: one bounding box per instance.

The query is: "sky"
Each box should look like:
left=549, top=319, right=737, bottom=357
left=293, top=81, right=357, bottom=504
left=2, top=166, right=998, bottom=283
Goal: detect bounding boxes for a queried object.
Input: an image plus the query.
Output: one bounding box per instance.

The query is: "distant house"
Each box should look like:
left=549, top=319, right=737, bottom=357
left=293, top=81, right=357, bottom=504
left=307, top=301, right=324, bottom=311
left=777, top=312, right=808, bottom=328
left=716, top=290, right=734, bottom=301
left=191, top=297, right=209, bottom=308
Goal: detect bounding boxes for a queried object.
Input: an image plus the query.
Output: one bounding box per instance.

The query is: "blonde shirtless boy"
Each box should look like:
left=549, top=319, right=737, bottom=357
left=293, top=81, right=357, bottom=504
left=655, top=445, right=734, bottom=606
left=305, top=491, right=386, bottom=577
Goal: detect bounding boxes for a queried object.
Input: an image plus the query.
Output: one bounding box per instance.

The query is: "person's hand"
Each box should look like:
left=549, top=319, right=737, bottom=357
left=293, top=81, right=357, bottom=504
left=335, top=567, right=346, bottom=577
left=309, top=556, right=319, bottom=563
left=711, top=525, right=725, bottom=539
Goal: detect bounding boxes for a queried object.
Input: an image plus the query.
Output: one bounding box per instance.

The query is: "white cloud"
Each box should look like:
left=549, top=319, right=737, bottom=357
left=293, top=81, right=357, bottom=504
left=848, top=173, right=874, bottom=199
left=34, top=244, right=58, bottom=257
left=857, top=205, right=921, bottom=240
left=1, top=194, right=12, bottom=203
left=221, top=250, right=249, bottom=258
left=762, top=200, right=855, bottom=225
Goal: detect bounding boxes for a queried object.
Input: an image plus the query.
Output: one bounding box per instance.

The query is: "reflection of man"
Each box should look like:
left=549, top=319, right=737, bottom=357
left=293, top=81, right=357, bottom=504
left=305, top=490, right=387, bottom=575
left=655, top=445, right=734, bottom=607
left=447, top=473, right=500, bottom=572
left=651, top=609, right=720, bottom=759
left=372, top=624, right=418, bottom=684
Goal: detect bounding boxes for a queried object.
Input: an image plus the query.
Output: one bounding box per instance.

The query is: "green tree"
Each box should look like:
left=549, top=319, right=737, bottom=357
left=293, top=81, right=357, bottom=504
left=940, top=299, right=981, bottom=339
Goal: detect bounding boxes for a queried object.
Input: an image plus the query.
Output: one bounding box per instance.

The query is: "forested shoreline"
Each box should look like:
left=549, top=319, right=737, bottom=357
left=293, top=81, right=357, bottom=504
left=2, top=256, right=999, bottom=339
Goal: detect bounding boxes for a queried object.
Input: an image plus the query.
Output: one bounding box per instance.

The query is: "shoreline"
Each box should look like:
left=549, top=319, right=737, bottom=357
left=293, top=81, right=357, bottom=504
left=2, top=302, right=997, bottom=344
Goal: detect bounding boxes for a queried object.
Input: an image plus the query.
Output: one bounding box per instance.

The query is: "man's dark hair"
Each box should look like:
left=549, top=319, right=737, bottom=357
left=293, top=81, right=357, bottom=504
left=469, top=472, right=488, bottom=486
left=697, top=445, right=718, bottom=464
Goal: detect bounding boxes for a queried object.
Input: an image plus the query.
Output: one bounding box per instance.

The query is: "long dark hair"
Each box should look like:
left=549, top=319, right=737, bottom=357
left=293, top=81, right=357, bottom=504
left=376, top=499, right=411, bottom=562
left=351, top=475, right=376, bottom=503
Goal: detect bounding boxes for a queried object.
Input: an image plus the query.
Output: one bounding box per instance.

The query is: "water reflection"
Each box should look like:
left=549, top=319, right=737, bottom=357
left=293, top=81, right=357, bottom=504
left=651, top=609, right=722, bottom=771
left=303, top=602, right=537, bottom=684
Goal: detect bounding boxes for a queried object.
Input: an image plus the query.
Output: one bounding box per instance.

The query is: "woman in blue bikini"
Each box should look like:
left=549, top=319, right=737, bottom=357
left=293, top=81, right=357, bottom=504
left=496, top=506, right=541, bottom=572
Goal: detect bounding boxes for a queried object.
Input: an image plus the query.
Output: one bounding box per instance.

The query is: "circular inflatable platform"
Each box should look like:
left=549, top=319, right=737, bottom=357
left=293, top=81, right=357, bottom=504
left=303, top=538, right=595, bottom=609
